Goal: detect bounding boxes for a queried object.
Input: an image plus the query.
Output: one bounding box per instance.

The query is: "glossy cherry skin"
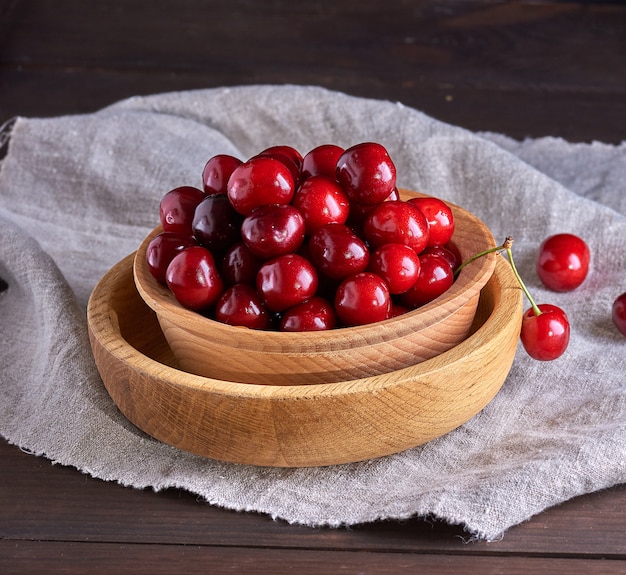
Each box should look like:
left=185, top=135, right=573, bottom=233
left=421, top=245, right=460, bottom=273
left=258, top=145, right=303, bottom=170
left=159, top=186, right=205, bottom=236
left=612, top=292, right=626, bottom=336
left=389, top=302, right=410, bottom=318
left=146, top=231, right=198, bottom=284
left=536, top=233, right=590, bottom=292
left=202, top=154, right=243, bottom=195
left=399, top=252, right=454, bottom=308
left=256, top=253, right=318, bottom=312
left=363, top=200, right=430, bottom=253
left=280, top=296, right=338, bottom=332
left=346, top=187, right=400, bottom=229
left=368, top=243, right=420, bottom=294
left=215, top=283, right=271, bottom=330
left=520, top=303, right=570, bottom=361
left=221, top=242, right=263, bottom=286
left=407, top=196, right=455, bottom=247
left=241, top=204, right=305, bottom=259
left=254, top=146, right=302, bottom=188
left=292, top=175, right=350, bottom=235
left=192, top=194, right=243, bottom=254
left=308, top=223, right=370, bottom=280
left=443, top=241, right=463, bottom=270
left=301, top=144, right=345, bottom=180
left=165, top=246, right=224, bottom=311
left=336, top=142, right=397, bottom=206
left=227, top=156, right=295, bottom=215
left=334, top=272, right=392, bottom=326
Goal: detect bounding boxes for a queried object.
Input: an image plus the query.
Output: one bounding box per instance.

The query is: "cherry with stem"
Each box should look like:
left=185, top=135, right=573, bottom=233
left=456, top=236, right=570, bottom=361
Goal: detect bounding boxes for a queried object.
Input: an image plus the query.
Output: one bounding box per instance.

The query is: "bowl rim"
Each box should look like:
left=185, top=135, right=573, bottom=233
left=133, top=189, right=497, bottom=349
left=90, top=252, right=521, bottom=399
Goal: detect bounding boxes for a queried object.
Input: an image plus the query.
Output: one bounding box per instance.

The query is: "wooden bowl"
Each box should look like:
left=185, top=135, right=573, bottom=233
left=87, top=252, right=522, bottom=467
left=133, top=190, right=498, bottom=385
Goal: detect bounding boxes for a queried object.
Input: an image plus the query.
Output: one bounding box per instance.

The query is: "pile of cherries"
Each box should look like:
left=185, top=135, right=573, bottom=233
left=147, top=142, right=459, bottom=333
left=144, top=141, right=626, bottom=363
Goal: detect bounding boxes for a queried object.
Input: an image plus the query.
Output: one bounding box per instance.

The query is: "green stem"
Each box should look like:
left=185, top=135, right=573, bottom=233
left=503, top=240, right=542, bottom=317
left=453, top=244, right=507, bottom=278
left=455, top=236, right=542, bottom=317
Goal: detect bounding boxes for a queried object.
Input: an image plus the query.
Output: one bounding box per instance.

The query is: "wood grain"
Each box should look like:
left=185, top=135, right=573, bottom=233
left=88, top=249, right=519, bottom=466
left=1, top=1, right=624, bottom=142
left=132, top=191, right=498, bottom=385
left=2, top=439, right=626, bottom=555
left=3, top=540, right=626, bottom=575
left=2, top=431, right=626, bottom=572
left=1, top=0, right=625, bottom=571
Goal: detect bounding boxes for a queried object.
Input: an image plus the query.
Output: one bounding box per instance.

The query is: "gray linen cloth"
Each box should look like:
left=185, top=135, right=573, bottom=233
left=0, top=85, right=624, bottom=541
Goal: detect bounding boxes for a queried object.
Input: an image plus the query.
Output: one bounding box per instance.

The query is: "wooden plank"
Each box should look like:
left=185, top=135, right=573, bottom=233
left=2, top=440, right=625, bottom=557
left=1, top=540, right=625, bottom=575
left=1, top=0, right=624, bottom=142
left=1, top=68, right=624, bottom=143
left=3, top=0, right=624, bottom=91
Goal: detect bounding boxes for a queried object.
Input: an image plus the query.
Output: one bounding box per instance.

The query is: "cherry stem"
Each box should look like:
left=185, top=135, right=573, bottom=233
left=455, top=236, right=542, bottom=317
left=503, top=238, right=542, bottom=316
left=454, top=243, right=506, bottom=277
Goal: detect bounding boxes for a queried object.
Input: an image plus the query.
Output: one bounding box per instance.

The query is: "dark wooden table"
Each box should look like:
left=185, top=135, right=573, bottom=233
left=1, top=2, right=625, bottom=573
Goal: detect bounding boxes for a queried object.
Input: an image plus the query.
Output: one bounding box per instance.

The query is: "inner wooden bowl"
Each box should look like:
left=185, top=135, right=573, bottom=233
left=87, top=252, right=522, bottom=468
left=133, top=190, right=498, bottom=385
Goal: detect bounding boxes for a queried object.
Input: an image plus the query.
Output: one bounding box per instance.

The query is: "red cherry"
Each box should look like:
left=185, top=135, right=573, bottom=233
left=241, top=204, right=305, bottom=259
left=256, top=253, right=318, bottom=312
left=165, top=246, right=224, bottom=311
left=347, top=187, right=400, bottom=228
left=389, top=302, right=410, bottom=318
left=444, top=242, right=463, bottom=269
left=520, top=303, right=570, bottom=360
left=301, top=144, right=345, bottom=180
left=334, top=272, right=391, bottom=326
left=368, top=243, right=420, bottom=294
left=226, top=157, right=295, bottom=215
left=336, top=142, right=397, bottom=206
left=407, top=196, right=455, bottom=247
left=202, top=154, right=242, bottom=195
left=612, top=292, right=626, bottom=336
left=421, top=245, right=460, bottom=273
left=145, top=231, right=198, bottom=284
left=255, top=145, right=303, bottom=188
left=292, top=175, right=350, bottom=235
left=159, top=186, right=205, bottom=236
left=221, top=242, right=263, bottom=286
left=257, top=145, right=303, bottom=170
left=215, top=283, right=271, bottom=330
left=363, top=200, right=430, bottom=253
left=400, top=252, right=454, bottom=308
left=388, top=187, right=401, bottom=201
left=308, top=223, right=370, bottom=280
left=536, top=233, right=590, bottom=292
left=280, top=296, right=337, bottom=332
left=191, top=194, right=243, bottom=254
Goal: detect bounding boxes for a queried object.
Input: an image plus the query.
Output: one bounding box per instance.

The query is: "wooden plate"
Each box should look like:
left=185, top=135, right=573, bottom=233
left=87, top=252, right=522, bottom=467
